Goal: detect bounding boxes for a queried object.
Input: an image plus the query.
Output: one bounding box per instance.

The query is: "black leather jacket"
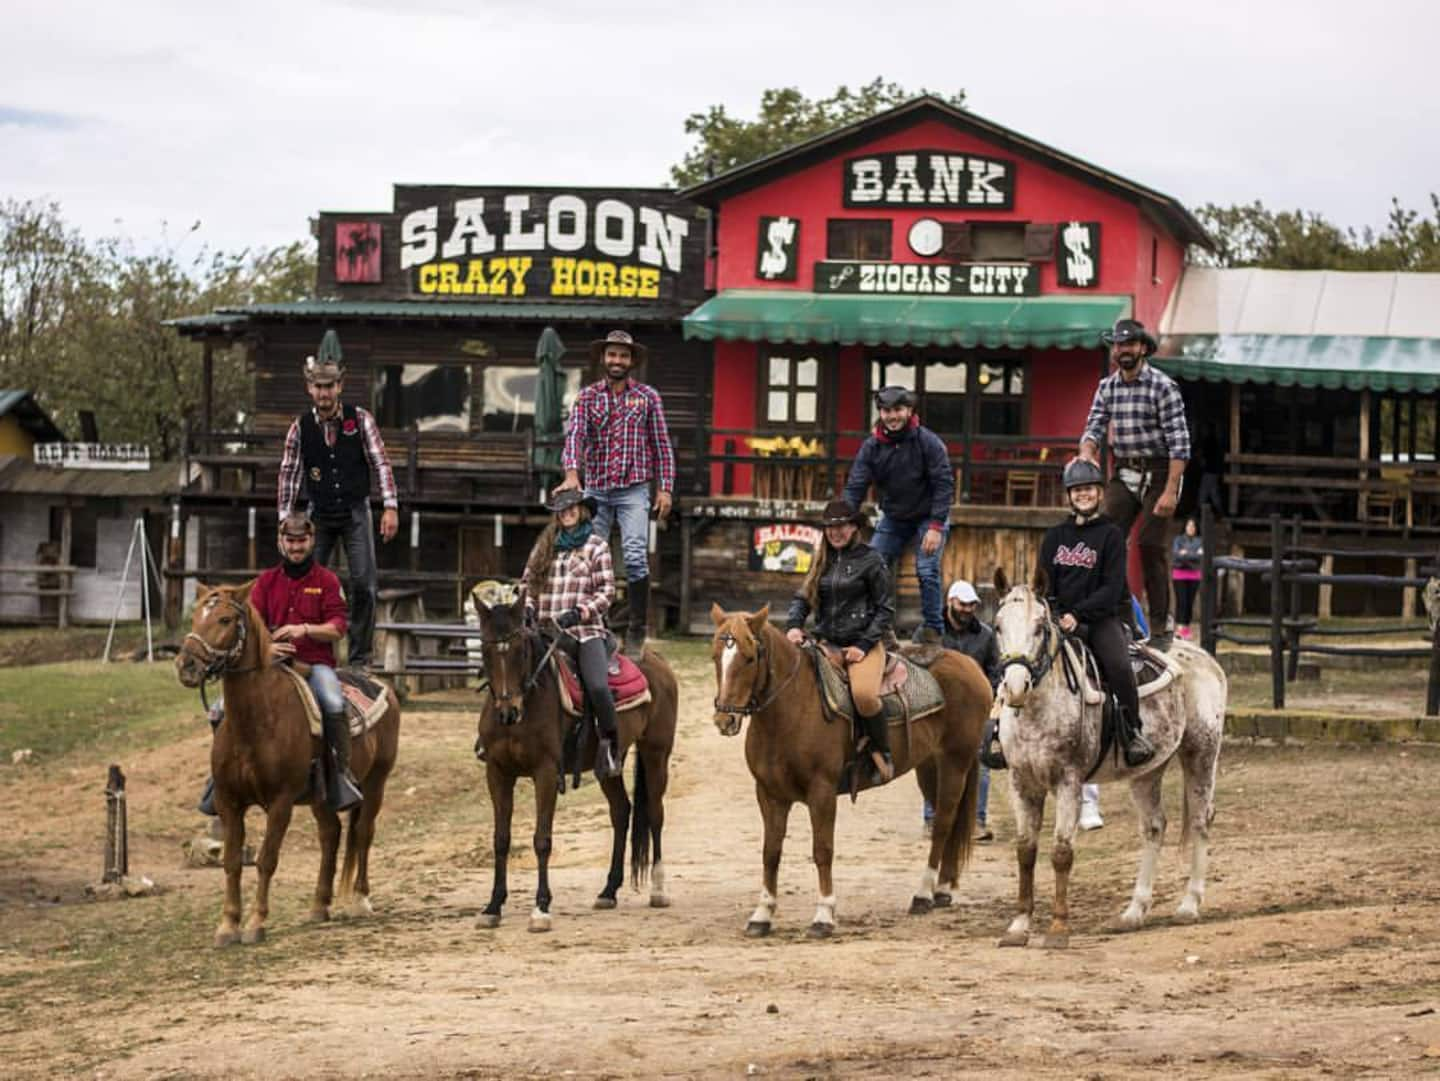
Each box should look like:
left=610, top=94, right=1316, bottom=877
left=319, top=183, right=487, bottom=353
left=941, top=615, right=1001, bottom=688
left=786, top=540, right=893, bottom=651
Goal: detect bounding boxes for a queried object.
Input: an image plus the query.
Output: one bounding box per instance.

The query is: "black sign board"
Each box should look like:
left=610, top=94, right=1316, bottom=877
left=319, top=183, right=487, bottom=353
left=1056, top=221, right=1101, bottom=289
left=755, top=216, right=800, bottom=282
left=843, top=150, right=1015, bottom=209
left=813, top=261, right=1038, bottom=297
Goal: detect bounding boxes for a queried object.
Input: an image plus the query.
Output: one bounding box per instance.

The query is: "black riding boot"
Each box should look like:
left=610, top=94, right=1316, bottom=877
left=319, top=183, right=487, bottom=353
left=323, top=710, right=365, bottom=812
left=1119, top=705, right=1155, bottom=768
left=197, top=698, right=224, bottom=815
left=590, top=684, right=624, bottom=781
left=863, top=710, right=894, bottom=784
left=624, top=575, right=649, bottom=658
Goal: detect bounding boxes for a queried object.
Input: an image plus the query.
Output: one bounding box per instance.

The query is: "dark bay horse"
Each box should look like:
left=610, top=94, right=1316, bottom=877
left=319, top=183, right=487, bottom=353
left=710, top=604, right=989, bottom=937
left=472, top=592, right=678, bottom=931
left=175, top=582, right=401, bottom=947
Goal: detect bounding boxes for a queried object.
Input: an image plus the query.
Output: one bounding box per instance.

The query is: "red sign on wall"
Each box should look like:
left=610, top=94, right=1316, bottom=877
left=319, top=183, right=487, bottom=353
left=335, top=221, right=382, bottom=283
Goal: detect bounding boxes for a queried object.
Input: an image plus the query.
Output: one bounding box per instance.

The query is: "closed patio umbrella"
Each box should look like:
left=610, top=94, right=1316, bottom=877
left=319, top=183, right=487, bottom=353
left=533, top=326, right=566, bottom=498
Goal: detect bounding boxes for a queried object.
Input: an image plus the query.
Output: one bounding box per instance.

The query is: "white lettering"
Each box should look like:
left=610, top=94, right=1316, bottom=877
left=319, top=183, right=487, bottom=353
left=441, top=197, right=495, bottom=258
left=849, top=158, right=884, bottom=203
left=927, top=154, right=965, bottom=203
left=593, top=199, right=634, bottom=259
left=637, top=207, right=689, bottom=273
left=546, top=195, right=587, bottom=253
left=503, top=195, right=545, bottom=251
left=400, top=207, right=438, bottom=269
left=885, top=154, right=925, bottom=204
left=967, top=160, right=1007, bottom=205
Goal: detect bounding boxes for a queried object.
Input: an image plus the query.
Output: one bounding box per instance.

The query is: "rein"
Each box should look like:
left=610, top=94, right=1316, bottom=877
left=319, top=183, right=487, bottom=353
left=483, top=625, right=560, bottom=720
left=182, top=596, right=258, bottom=711
left=997, top=612, right=1057, bottom=689
left=713, top=627, right=803, bottom=716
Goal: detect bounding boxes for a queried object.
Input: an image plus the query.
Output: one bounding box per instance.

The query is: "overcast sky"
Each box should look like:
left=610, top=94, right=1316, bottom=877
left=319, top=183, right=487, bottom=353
left=3, top=0, right=1436, bottom=257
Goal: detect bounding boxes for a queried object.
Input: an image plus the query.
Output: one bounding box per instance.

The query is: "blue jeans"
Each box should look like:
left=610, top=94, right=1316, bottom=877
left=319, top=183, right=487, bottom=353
left=311, top=502, right=377, bottom=667
left=869, top=516, right=949, bottom=632
left=587, top=481, right=651, bottom=582
left=307, top=663, right=346, bottom=715
left=922, top=766, right=989, bottom=825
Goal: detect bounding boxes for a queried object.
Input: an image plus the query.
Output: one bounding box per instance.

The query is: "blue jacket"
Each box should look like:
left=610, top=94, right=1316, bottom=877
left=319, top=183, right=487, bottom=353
left=843, top=417, right=954, bottom=526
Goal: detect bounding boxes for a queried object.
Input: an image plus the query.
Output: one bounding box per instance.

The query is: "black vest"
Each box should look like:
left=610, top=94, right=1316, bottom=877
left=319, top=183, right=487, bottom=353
left=299, top=405, right=370, bottom=520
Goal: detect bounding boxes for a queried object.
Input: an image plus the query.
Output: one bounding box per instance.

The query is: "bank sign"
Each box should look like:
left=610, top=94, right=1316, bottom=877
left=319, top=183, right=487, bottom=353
left=814, top=260, right=1038, bottom=296
left=320, top=186, right=706, bottom=308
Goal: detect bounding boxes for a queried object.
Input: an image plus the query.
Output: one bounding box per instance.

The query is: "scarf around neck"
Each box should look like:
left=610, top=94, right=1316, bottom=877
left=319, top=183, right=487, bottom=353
left=282, top=554, right=315, bottom=579
left=556, top=521, right=593, bottom=552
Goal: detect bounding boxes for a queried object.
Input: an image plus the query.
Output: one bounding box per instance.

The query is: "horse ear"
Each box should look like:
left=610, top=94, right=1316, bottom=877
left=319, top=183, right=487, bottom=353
left=234, top=579, right=256, bottom=605
left=710, top=602, right=727, bottom=627
left=993, top=567, right=1009, bottom=596
left=1031, top=566, right=1049, bottom=597
left=746, top=604, right=770, bottom=637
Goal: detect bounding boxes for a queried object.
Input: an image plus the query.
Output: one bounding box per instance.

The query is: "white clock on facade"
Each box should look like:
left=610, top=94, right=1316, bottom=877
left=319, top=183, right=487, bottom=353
left=908, top=218, right=943, bottom=257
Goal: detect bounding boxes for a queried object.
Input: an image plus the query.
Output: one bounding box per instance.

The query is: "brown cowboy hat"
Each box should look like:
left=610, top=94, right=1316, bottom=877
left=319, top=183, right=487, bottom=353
left=278, top=513, right=315, bottom=537
left=302, top=354, right=345, bottom=384
left=589, top=329, right=648, bottom=364
left=547, top=487, right=598, bottom=517
left=820, top=499, right=866, bottom=528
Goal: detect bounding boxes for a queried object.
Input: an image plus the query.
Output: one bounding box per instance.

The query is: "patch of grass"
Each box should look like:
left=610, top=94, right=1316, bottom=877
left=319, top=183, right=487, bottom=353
left=0, top=660, right=198, bottom=762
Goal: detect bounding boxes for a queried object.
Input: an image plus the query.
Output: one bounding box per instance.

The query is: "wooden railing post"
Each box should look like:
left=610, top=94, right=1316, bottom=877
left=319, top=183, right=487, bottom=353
left=1286, top=515, right=1303, bottom=682
left=103, top=765, right=128, bottom=883
left=1270, top=515, right=1285, bottom=710
left=1200, top=502, right=1217, bottom=656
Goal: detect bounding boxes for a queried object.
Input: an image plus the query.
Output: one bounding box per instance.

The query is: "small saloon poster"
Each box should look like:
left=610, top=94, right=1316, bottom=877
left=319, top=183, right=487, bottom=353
left=749, top=523, right=822, bottom=574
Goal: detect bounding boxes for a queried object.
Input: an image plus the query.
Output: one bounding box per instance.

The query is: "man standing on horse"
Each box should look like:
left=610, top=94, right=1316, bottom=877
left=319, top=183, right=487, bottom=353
left=277, top=351, right=399, bottom=673
left=557, top=329, right=676, bottom=658
left=1078, top=318, right=1190, bottom=652
left=844, top=385, right=954, bottom=639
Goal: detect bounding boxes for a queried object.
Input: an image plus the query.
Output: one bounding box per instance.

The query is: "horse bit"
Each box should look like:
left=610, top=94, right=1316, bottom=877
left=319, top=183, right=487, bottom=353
left=182, top=595, right=252, bottom=710
left=712, top=629, right=802, bottom=716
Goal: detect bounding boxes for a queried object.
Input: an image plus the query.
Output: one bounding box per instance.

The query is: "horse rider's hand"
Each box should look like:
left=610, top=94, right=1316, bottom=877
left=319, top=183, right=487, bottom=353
left=380, top=507, right=399, bottom=542
left=1153, top=487, right=1178, bottom=519
left=920, top=526, right=943, bottom=556
left=785, top=627, right=805, bottom=646
left=1059, top=613, right=1078, bottom=634
left=555, top=608, right=582, bottom=629
left=272, top=623, right=304, bottom=642
left=270, top=640, right=296, bottom=660
left=843, top=645, right=866, bottom=664
left=654, top=490, right=673, bottom=520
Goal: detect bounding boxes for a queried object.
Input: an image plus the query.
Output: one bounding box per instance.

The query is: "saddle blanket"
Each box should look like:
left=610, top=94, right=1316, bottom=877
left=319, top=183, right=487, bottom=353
left=1060, top=638, right=1181, bottom=706
left=553, top=650, right=651, bottom=717
left=279, top=665, right=392, bottom=739
left=811, top=647, right=945, bottom=728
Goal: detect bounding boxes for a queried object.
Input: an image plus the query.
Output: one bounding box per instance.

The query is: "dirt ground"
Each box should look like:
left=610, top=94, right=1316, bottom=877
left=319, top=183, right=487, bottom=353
left=2, top=641, right=1439, bottom=1080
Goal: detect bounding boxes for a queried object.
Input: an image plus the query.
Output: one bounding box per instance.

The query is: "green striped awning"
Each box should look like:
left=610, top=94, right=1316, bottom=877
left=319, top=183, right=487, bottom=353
left=682, top=290, right=1129, bottom=349
left=1154, top=335, right=1440, bottom=393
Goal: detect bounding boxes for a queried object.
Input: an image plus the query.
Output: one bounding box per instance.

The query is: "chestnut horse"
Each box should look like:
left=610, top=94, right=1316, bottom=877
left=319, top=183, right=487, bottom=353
left=710, top=604, right=989, bottom=937
left=472, top=592, right=678, bottom=931
left=175, top=582, right=401, bottom=947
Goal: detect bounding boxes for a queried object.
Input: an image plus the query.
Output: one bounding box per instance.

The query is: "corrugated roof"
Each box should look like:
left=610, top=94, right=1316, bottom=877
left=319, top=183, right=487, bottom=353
left=167, top=300, right=684, bottom=333
left=0, top=390, right=66, bottom=442
left=0, top=455, right=180, bottom=497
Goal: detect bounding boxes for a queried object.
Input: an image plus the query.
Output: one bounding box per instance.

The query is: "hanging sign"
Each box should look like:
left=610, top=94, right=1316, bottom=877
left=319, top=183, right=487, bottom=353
left=34, top=443, right=151, bottom=470
left=749, top=524, right=822, bottom=574
left=844, top=151, right=1015, bottom=209
left=814, top=261, right=1038, bottom=296
left=1057, top=221, right=1101, bottom=288
left=755, top=216, right=800, bottom=282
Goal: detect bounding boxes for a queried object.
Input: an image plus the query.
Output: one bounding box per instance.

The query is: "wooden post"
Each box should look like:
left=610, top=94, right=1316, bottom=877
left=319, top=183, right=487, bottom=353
left=1428, top=619, right=1440, bottom=718
left=58, top=506, right=72, bottom=630
left=164, top=501, right=183, bottom=628
left=1200, top=502, right=1217, bottom=656
left=409, top=510, right=421, bottom=573
left=1404, top=558, right=1418, bottom=619
left=1227, top=384, right=1241, bottom=517
left=246, top=507, right=257, bottom=571
left=1270, top=515, right=1284, bottom=710
left=678, top=514, right=694, bottom=635
left=103, top=765, right=128, bottom=883
left=1286, top=516, right=1303, bottom=682
left=1318, top=554, right=1334, bottom=619
left=201, top=340, right=214, bottom=443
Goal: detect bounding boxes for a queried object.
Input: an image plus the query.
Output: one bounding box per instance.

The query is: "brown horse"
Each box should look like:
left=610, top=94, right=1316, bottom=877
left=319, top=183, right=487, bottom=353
left=710, top=604, right=989, bottom=937
left=472, top=592, right=678, bottom=931
left=175, top=582, right=401, bottom=947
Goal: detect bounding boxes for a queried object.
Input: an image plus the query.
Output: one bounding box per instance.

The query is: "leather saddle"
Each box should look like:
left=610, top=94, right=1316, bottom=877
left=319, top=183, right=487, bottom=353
left=809, top=644, right=945, bottom=730
left=552, top=649, right=651, bottom=717
left=278, top=664, right=391, bottom=739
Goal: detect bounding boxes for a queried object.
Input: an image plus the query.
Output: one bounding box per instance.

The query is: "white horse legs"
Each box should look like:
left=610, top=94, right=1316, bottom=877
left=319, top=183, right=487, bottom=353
left=1001, top=791, right=1046, bottom=947
left=1176, top=748, right=1218, bottom=922
left=1118, top=771, right=1167, bottom=930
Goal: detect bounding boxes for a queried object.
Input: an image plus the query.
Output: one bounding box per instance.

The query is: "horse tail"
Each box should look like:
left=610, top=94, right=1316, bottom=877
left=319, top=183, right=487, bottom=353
left=951, top=750, right=981, bottom=874
left=628, top=750, right=651, bottom=891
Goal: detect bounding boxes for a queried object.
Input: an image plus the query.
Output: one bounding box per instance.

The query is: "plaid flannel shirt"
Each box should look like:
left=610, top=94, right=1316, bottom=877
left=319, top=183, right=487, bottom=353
left=523, top=534, right=614, bottom=643
left=1081, top=364, right=1191, bottom=462
left=277, top=405, right=398, bottom=518
left=561, top=378, right=676, bottom=493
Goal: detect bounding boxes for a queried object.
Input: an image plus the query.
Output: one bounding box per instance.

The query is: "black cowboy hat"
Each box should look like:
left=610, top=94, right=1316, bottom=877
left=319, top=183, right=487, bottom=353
left=1100, top=318, right=1158, bottom=356
left=548, top=488, right=598, bottom=516
left=589, top=329, right=648, bottom=364
left=820, top=499, right=866, bottom=527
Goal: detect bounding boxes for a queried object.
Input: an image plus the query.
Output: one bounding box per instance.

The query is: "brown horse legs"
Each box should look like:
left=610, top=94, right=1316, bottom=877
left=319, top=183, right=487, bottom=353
left=745, top=789, right=790, bottom=937
left=804, top=790, right=838, bottom=938
left=215, top=803, right=246, bottom=948
left=528, top=761, right=559, bottom=932
left=478, top=764, right=516, bottom=928
left=595, top=775, right=631, bottom=908
left=242, top=798, right=296, bottom=945
left=309, top=806, right=343, bottom=922
left=1000, top=794, right=1045, bottom=947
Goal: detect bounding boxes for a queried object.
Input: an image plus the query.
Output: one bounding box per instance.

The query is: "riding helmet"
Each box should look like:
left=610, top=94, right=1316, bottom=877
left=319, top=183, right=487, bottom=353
left=1062, top=458, right=1105, bottom=490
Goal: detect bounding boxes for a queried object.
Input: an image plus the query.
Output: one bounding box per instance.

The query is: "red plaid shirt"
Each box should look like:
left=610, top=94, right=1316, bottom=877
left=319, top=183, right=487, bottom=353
left=561, top=378, right=676, bottom=493
left=522, top=535, right=614, bottom=643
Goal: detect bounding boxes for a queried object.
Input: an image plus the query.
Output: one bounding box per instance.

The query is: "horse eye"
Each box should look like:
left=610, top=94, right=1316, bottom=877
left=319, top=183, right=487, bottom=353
left=219, top=616, right=232, bottom=625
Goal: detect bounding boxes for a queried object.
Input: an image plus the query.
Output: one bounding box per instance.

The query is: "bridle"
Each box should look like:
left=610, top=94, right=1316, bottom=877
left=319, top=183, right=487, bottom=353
left=996, top=591, right=1059, bottom=691
left=712, top=625, right=802, bottom=717
left=180, top=595, right=255, bottom=710
left=481, top=623, right=560, bottom=723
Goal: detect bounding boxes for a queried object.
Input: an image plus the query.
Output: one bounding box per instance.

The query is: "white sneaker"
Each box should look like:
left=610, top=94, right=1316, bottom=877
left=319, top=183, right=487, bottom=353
left=1078, top=801, right=1104, bottom=831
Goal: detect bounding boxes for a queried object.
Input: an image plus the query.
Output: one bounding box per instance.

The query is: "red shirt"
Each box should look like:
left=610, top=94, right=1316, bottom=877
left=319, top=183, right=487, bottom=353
left=250, top=560, right=348, bottom=667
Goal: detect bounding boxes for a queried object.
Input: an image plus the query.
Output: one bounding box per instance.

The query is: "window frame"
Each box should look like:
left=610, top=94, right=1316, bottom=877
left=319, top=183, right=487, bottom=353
left=826, top=219, right=893, bottom=261
left=756, top=348, right=828, bottom=432
left=867, top=352, right=1028, bottom=439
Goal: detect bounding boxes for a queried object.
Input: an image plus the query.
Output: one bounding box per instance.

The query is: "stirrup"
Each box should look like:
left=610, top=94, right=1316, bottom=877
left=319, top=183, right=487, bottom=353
left=979, top=717, right=1007, bottom=771
left=197, top=776, right=217, bottom=817
left=1123, top=730, right=1156, bottom=768
left=594, top=737, right=623, bottom=781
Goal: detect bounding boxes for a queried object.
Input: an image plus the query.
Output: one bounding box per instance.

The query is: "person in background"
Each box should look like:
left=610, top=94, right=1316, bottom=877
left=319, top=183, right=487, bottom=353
left=1172, top=517, right=1203, bottom=641
left=923, top=579, right=1000, bottom=841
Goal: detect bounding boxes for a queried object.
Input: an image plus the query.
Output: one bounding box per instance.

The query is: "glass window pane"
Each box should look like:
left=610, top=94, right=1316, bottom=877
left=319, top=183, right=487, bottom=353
left=795, top=391, right=817, bottom=424
left=979, top=362, right=1006, bottom=395
left=767, top=391, right=789, bottom=423
left=377, top=363, right=472, bottom=432
left=926, top=361, right=967, bottom=394
left=1008, top=365, right=1025, bottom=396
left=768, top=355, right=791, bottom=386
left=926, top=395, right=966, bottom=437
left=796, top=357, right=818, bottom=387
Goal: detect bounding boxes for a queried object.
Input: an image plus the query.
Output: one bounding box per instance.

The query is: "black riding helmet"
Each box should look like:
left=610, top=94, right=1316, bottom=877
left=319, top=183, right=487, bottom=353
left=1062, top=458, right=1105, bottom=490
left=874, top=385, right=917, bottom=409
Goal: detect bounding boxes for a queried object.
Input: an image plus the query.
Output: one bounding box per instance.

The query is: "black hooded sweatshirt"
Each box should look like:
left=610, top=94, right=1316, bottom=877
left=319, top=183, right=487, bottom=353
left=1037, top=514, right=1129, bottom=625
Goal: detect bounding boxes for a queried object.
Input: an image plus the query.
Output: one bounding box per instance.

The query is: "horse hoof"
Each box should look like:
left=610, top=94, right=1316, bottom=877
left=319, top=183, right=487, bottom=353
left=1042, top=932, right=1071, bottom=950
left=476, top=912, right=502, bottom=929
left=806, top=921, right=834, bottom=939
left=908, top=896, right=934, bottom=916
left=649, top=894, right=671, bottom=909
left=214, top=930, right=241, bottom=949
left=345, top=896, right=374, bottom=920
left=593, top=896, right=617, bottom=910
left=528, top=913, right=553, bottom=934
left=306, top=908, right=330, bottom=924
left=744, top=921, right=772, bottom=938
left=997, top=931, right=1029, bottom=948
left=241, top=927, right=265, bottom=946
left=933, top=892, right=953, bottom=909
left=1175, top=899, right=1201, bottom=924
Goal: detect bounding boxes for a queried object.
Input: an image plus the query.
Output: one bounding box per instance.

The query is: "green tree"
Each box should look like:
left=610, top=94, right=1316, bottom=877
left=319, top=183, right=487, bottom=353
left=670, top=80, right=967, bottom=187
left=1193, top=196, right=1440, bottom=271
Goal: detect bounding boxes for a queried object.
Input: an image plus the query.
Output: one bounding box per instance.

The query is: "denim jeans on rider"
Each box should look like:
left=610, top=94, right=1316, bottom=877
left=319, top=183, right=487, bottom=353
left=311, top=501, right=378, bottom=668
left=869, top=516, right=949, bottom=633
left=307, top=663, right=346, bottom=715
left=587, top=480, right=651, bottom=583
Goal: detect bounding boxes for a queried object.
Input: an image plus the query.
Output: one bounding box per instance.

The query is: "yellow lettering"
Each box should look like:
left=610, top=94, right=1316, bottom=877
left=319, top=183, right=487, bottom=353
left=508, top=256, right=532, bottom=296
left=574, top=259, right=596, bottom=296
left=463, top=259, right=488, bottom=296
left=637, top=267, right=660, bottom=299
left=594, top=261, right=617, bottom=297
left=487, top=256, right=508, bottom=296
left=437, top=262, right=461, bottom=294
left=550, top=256, right=575, bottom=296
left=618, top=265, right=639, bottom=298
left=418, top=264, right=439, bottom=293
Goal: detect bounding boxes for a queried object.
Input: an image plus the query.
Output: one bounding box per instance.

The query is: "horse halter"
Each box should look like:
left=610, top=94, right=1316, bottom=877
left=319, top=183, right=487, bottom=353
left=996, top=594, right=1058, bottom=691
left=183, top=596, right=251, bottom=681
left=482, top=625, right=558, bottom=723
left=713, top=627, right=801, bottom=716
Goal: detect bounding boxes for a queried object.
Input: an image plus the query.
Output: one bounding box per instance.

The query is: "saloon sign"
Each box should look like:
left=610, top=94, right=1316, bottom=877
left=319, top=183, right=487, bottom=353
left=814, top=260, right=1038, bottom=296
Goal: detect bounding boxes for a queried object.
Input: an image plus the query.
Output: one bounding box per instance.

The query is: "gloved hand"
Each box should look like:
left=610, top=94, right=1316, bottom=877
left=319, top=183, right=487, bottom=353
left=555, top=608, right=582, bottom=629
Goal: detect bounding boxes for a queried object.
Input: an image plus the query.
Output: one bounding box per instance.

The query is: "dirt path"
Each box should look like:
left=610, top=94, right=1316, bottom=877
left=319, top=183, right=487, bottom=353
left=2, top=643, right=1439, bottom=1079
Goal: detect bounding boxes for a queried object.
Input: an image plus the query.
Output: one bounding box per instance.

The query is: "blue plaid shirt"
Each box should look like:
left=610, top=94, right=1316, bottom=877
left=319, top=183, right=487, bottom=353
left=1081, top=364, right=1191, bottom=461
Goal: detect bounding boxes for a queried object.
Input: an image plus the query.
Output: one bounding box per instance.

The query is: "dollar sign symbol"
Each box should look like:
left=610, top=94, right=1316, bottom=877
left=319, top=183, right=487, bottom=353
left=1063, top=222, right=1094, bottom=286
left=759, top=217, right=796, bottom=279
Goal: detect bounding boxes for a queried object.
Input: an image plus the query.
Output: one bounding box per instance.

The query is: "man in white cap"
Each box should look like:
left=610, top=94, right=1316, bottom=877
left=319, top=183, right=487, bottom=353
left=923, top=578, right=1000, bottom=839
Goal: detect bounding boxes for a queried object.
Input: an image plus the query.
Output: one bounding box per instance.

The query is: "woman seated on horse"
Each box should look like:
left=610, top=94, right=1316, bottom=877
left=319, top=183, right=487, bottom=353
left=785, top=499, right=896, bottom=783
left=521, top=488, right=623, bottom=780
left=1039, top=460, right=1154, bottom=767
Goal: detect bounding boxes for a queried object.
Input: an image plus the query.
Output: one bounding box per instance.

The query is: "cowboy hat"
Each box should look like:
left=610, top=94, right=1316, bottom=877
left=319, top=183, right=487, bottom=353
left=589, top=329, right=648, bottom=364
left=302, top=354, right=345, bottom=384
left=1100, top=318, right=1158, bottom=356
left=278, top=513, right=315, bottom=537
left=548, top=488, right=598, bottom=516
left=819, top=499, right=866, bottom=527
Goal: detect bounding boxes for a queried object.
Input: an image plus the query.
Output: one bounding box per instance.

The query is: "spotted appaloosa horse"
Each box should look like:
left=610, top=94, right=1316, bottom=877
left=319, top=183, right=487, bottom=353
left=990, top=568, right=1226, bottom=948
left=175, top=582, right=400, bottom=947
left=710, top=604, right=988, bottom=938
